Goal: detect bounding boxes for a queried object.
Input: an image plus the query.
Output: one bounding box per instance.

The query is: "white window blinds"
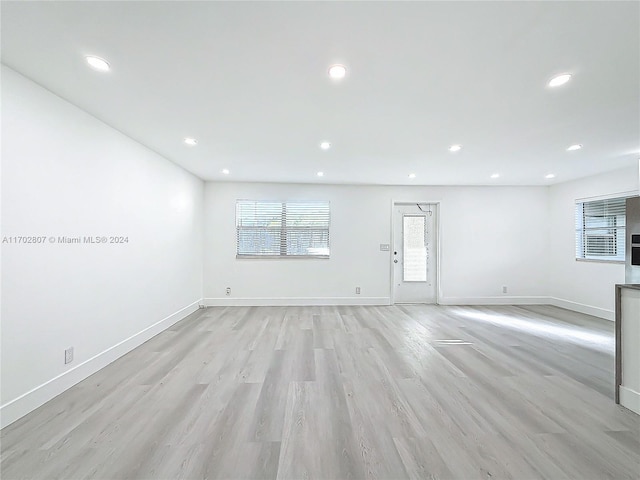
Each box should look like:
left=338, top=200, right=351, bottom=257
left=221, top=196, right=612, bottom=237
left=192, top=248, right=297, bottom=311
left=403, top=215, right=428, bottom=282
left=575, top=196, right=630, bottom=262
left=236, top=200, right=330, bottom=258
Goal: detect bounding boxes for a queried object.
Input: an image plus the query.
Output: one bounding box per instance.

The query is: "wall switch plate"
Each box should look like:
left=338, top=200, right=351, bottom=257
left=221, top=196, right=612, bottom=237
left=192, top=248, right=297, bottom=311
left=380, top=244, right=390, bottom=251
left=65, top=347, right=74, bottom=365
left=356, top=287, right=361, bottom=294
left=225, top=287, right=231, bottom=296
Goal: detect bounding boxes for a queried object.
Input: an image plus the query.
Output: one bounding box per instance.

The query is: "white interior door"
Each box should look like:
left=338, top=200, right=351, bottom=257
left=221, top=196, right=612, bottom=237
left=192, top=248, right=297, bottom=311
left=393, top=203, right=437, bottom=303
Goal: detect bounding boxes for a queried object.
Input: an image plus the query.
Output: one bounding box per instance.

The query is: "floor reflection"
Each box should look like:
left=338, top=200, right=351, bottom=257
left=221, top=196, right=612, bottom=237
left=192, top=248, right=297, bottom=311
left=455, top=307, right=614, bottom=351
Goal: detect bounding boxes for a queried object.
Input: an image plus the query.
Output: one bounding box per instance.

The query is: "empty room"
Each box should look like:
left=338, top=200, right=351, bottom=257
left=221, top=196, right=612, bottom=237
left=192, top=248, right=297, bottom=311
left=2, top=1, right=640, bottom=479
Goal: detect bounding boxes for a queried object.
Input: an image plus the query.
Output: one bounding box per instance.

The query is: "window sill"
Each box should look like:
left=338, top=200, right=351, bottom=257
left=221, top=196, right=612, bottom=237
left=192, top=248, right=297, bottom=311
left=575, top=258, right=625, bottom=265
left=236, top=255, right=330, bottom=260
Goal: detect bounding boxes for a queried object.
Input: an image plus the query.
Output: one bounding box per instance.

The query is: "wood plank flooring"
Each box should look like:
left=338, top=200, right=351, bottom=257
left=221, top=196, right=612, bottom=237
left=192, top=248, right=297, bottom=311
left=2, top=304, right=639, bottom=479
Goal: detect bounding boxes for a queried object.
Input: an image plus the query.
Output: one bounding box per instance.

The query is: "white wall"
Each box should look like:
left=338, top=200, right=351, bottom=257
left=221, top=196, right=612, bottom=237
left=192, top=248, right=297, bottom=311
left=1, top=67, right=204, bottom=427
left=204, top=182, right=549, bottom=306
left=548, top=166, right=639, bottom=320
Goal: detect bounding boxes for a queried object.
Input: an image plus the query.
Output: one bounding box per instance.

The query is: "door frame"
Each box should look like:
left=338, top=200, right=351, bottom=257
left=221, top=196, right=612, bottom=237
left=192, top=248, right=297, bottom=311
left=389, top=200, right=442, bottom=305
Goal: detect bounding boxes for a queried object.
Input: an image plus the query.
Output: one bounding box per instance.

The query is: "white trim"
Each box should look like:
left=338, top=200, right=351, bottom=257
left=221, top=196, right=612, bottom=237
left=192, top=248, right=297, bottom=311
left=575, top=258, right=625, bottom=265
left=439, top=296, right=550, bottom=306
left=620, top=386, right=640, bottom=416
left=204, top=297, right=390, bottom=306
left=0, top=300, right=202, bottom=429
left=548, top=296, right=614, bottom=321
left=390, top=200, right=395, bottom=303
left=390, top=200, right=442, bottom=305
left=575, top=190, right=638, bottom=203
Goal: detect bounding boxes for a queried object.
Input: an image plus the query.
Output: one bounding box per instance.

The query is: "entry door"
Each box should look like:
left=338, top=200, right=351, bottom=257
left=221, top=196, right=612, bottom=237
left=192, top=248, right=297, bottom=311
left=393, top=203, right=437, bottom=303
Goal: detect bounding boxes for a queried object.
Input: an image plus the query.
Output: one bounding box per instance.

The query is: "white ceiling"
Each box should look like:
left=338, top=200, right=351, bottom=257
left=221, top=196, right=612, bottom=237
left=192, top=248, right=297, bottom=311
left=2, top=1, right=639, bottom=186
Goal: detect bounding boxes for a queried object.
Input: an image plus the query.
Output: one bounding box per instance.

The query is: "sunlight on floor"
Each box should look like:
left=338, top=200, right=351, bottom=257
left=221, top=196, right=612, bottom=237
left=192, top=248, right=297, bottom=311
left=456, top=309, right=614, bottom=351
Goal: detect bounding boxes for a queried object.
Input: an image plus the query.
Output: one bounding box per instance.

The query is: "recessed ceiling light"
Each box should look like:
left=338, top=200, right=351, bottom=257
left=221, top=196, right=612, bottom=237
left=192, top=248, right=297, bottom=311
left=548, top=73, right=572, bottom=87
left=85, top=56, right=110, bottom=72
left=316, top=171, right=324, bottom=177
left=184, top=137, right=198, bottom=146
left=328, top=64, right=347, bottom=79
left=221, top=169, right=230, bottom=175
left=491, top=173, right=500, bottom=179
left=408, top=173, right=416, bottom=179
left=545, top=173, right=556, bottom=179
left=449, top=144, right=462, bottom=152
left=320, top=141, right=331, bottom=150
left=567, top=144, right=582, bottom=151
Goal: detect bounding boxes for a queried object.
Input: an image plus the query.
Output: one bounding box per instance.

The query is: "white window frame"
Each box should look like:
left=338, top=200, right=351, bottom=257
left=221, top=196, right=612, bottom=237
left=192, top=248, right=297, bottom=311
left=236, top=200, right=330, bottom=259
left=575, top=193, right=636, bottom=264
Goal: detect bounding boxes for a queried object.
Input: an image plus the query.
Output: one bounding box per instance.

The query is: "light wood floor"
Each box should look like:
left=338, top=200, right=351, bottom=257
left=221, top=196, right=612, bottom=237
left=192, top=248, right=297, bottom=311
left=2, top=305, right=639, bottom=479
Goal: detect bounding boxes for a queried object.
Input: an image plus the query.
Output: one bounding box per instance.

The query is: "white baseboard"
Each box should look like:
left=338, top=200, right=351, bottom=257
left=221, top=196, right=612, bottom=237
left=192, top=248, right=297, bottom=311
left=204, top=297, right=390, bottom=306
left=205, top=296, right=551, bottom=307
left=0, top=299, right=202, bottom=429
left=620, top=386, right=640, bottom=416
left=548, top=297, right=613, bottom=321
left=438, top=296, right=551, bottom=306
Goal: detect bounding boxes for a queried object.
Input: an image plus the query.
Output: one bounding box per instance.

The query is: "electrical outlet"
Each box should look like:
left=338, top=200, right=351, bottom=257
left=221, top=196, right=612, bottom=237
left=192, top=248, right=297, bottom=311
left=225, top=287, right=231, bottom=296
left=502, top=285, right=508, bottom=294
left=64, top=347, right=74, bottom=365
left=356, top=287, right=361, bottom=294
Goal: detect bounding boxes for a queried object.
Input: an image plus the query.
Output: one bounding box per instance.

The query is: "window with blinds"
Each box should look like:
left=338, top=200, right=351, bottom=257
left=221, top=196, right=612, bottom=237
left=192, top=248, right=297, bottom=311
left=575, top=196, right=630, bottom=262
left=236, top=200, right=330, bottom=258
